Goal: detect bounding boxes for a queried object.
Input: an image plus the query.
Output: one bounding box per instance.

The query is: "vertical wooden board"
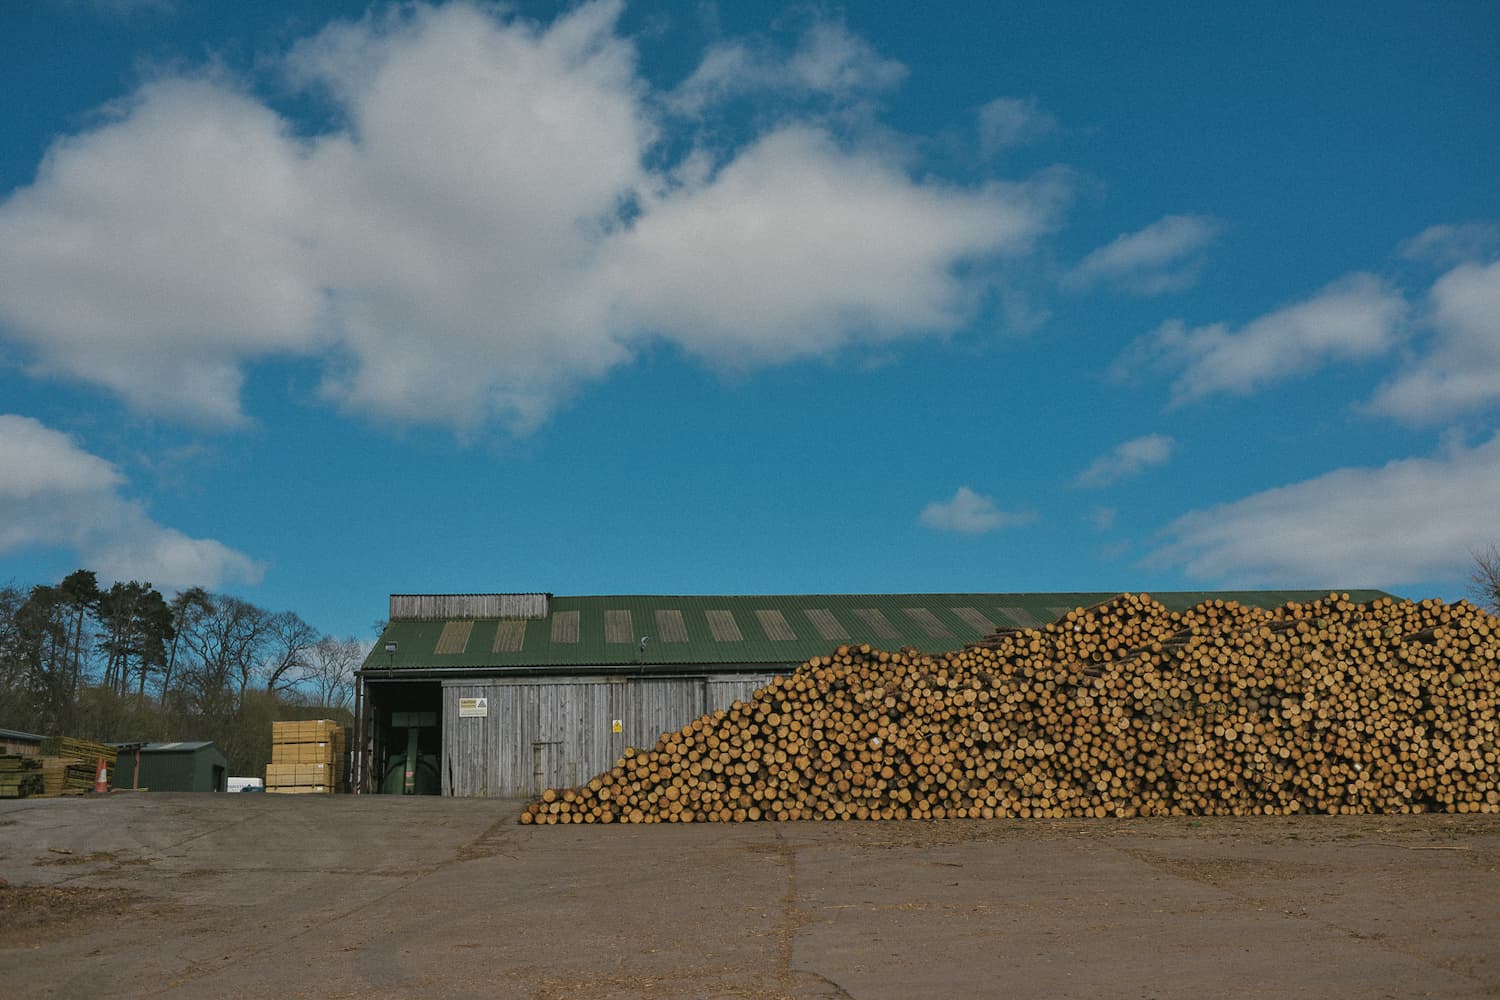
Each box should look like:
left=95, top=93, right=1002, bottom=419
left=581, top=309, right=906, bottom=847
left=541, top=680, right=617, bottom=792
left=497, top=681, right=533, bottom=797
left=391, top=593, right=548, bottom=621
left=623, top=678, right=706, bottom=753
left=443, top=673, right=789, bottom=797
left=705, top=675, right=776, bottom=712
left=443, top=682, right=497, bottom=797
left=454, top=678, right=624, bottom=797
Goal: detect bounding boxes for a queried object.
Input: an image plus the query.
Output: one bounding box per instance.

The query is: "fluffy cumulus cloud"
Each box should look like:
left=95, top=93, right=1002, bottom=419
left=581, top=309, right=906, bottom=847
left=1149, top=432, right=1500, bottom=587
left=1075, top=434, right=1174, bottom=489
left=919, top=486, right=1034, bottom=534
left=1123, top=273, right=1407, bottom=407
left=0, top=2, right=1048, bottom=433
left=0, top=78, right=324, bottom=424
left=1067, top=214, right=1220, bottom=295
left=1366, top=258, right=1500, bottom=424
left=0, top=415, right=262, bottom=589
left=600, top=127, right=1057, bottom=364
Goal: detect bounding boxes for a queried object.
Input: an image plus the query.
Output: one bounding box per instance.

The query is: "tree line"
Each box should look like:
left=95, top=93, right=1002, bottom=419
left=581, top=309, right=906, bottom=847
left=0, top=569, right=364, bottom=775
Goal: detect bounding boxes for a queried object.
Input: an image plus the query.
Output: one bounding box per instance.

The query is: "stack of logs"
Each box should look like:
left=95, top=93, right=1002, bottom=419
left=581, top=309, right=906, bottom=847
left=521, top=593, right=1499, bottom=824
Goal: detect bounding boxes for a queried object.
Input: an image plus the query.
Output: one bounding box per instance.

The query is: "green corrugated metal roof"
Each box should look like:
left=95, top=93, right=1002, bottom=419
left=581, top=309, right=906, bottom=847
left=362, top=590, right=1396, bottom=674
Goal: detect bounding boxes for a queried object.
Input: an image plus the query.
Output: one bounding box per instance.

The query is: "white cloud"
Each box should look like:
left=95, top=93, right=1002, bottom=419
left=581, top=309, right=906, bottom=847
left=601, top=127, right=1059, bottom=364
left=0, top=415, right=122, bottom=499
left=977, top=96, right=1056, bottom=156
left=1123, top=273, right=1407, bottom=406
left=1398, top=222, right=1500, bottom=267
left=0, top=2, right=1058, bottom=434
left=667, top=20, right=907, bottom=115
left=1075, top=434, right=1174, bottom=488
left=919, top=486, right=1034, bottom=534
left=1367, top=259, right=1500, bottom=423
left=1067, top=214, right=1220, bottom=295
left=1149, top=432, right=1500, bottom=587
left=0, top=77, right=324, bottom=425
left=0, top=414, right=263, bottom=589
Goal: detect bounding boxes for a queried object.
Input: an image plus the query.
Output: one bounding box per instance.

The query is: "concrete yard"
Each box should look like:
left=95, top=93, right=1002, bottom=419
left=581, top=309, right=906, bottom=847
left=1, top=795, right=1497, bottom=999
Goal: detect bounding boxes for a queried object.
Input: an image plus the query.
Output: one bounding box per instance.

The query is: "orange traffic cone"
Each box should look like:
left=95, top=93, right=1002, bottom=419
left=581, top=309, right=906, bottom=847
left=93, top=755, right=109, bottom=794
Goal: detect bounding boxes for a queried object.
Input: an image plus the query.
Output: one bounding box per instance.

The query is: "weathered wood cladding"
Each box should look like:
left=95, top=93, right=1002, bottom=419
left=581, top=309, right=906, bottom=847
left=440, top=672, right=779, bottom=797
left=390, top=593, right=549, bottom=621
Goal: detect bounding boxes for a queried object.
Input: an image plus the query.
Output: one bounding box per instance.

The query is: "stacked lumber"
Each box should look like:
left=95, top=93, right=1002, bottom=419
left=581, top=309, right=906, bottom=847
left=0, top=755, right=45, bottom=798
left=266, top=720, right=347, bottom=794
left=59, top=759, right=100, bottom=793
left=20, top=757, right=97, bottom=796
left=29, top=738, right=119, bottom=794
left=42, top=740, right=119, bottom=773
left=521, top=593, right=1500, bottom=824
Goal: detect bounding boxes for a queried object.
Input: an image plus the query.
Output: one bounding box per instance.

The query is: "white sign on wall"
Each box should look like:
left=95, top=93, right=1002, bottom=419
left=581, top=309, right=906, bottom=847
left=459, top=697, right=489, bottom=718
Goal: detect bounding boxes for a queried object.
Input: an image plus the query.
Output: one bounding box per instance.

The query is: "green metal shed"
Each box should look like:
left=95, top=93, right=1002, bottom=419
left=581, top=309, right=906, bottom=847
left=114, top=741, right=228, bottom=792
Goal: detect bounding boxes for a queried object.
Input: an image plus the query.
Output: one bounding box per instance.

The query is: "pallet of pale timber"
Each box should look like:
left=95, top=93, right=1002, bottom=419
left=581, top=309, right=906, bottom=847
left=271, top=719, right=341, bottom=744
left=265, top=762, right=337, bottom=786
left=271, top=742, right=341, bottom=765
left=265, top=784, right=333, bottom=795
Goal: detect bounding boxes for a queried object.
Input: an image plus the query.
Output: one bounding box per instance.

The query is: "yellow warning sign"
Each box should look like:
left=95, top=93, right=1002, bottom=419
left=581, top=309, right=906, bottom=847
left=611, top=719, right=623, bottom=734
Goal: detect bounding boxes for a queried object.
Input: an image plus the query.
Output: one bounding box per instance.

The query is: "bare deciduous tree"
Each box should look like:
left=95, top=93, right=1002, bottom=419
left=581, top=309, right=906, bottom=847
left=1472, top=545, right=1500, bottom=616
left=264, top=611, right=319, bottom=695
left=301, top=636, right=363, bottom=712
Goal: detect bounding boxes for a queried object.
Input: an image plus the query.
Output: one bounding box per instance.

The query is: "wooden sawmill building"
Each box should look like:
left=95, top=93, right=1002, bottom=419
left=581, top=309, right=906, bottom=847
left=356, top=589, right=1386, bottom=797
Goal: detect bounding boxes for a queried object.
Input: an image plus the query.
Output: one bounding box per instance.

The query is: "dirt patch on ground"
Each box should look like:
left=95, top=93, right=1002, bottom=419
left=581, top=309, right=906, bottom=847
left=2, top=795, right=1497, bottom=999
left=0, top=885, right=140, bottom=943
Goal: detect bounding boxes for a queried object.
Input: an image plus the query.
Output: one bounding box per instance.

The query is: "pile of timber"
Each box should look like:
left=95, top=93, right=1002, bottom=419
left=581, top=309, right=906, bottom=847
left=0, top=755, right=45, bottom=798
left=36, top=757, right=85, bottom=795
left=521, top=593, right=1500, bottom=824
left=48, top=737, right=118, bottom=771
left=31, top=738, right=120, bottom=794
left=54, top=760, right=100, bottom=794
left=266, top=720, right=347, bottom=794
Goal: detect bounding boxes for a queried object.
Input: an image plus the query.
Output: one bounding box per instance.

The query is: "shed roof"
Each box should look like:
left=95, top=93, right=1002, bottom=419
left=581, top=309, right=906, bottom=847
left=140, top=741, right=218, bottom=753
left=363, top=590, right=1395, bottom=675
left=0, top=727, right=45, bottom=742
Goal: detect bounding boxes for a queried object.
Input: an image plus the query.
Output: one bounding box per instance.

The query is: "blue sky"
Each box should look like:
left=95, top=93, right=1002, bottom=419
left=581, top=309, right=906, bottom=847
left=1, top=0, right=1497, bottom=643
